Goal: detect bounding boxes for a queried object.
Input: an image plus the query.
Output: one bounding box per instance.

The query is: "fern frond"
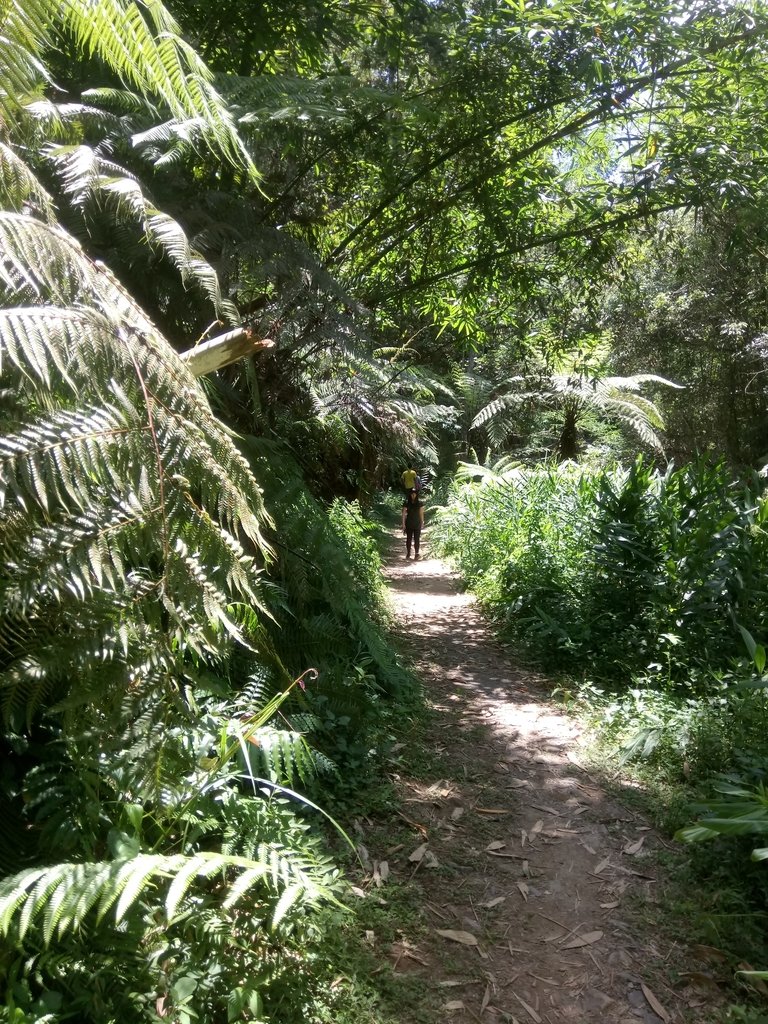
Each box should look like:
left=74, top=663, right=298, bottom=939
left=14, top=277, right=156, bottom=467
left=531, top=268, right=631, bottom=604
left=0, top=215, right=275, bottom=722
left=0, top=0, right=52, bottom=122
left=43, top=145, right=239, bottom=321
left=599, top=397, right=665, bottom=450
left=0, top=140, right=55, bottom=222
left=238, top=727, right=317, bottom=789
left=60, top=0, right=257, bottom=178
left=471, top=393, right=519, bottom=429
left=26, top=98, right=127, bottom=139
left=602, top=373, right=684, bottom=390
left=0, top=849, right=329, bottom=943
left=81, top=86, right=155, bottom=115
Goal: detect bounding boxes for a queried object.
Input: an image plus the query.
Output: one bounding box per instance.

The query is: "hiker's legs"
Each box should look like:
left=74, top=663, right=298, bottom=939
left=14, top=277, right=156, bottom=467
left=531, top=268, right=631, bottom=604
left=406, top=527, right=416, bottom=558
left=413, top=528, right=421, bottom=558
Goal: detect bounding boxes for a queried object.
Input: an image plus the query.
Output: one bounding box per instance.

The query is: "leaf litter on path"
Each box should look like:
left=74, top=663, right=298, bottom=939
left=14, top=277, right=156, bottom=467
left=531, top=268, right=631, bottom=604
left=382, top=541, right=711, bottom=1023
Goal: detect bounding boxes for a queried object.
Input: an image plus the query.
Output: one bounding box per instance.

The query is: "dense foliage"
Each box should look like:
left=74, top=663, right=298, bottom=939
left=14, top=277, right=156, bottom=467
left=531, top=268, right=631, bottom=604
left=434, top=458, right=768, bottom=682
left=7, top=0, right=768, bottom=1018
left=0, top=2, right=408, bottom=1021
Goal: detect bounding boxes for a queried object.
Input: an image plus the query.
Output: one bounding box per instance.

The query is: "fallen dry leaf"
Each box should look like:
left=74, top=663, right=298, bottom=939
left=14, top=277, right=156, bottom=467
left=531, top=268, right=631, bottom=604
left=486, top=841, right=506, bottom=852
left=528, top=972, right=559, bottom=986
left=479, top=896, right=506, bottom=908
left=476, top=807, right=510, bottom=815
left=517, top=881, right=529, bottom=901
left=436, top=929, right=479, bottom=946
left=529, top=803, right=560, bottom=816
left=641, top=983, right=670, bottom=1022
left=678, top=970, right=722, bottom=993
left=444, top=1000, right=465, bottom=1011
left=529, top=819, right=544, bottom=835
left=451, top=806, right=465, bottom=821
left=424, top=850, right=440, bottom=868
left=691, top=943, right=729, bottom=964
left=623, top=836, right=645, bottom=856
left=425, top=901, right=448, bottom=920
left=511, top=990, right=543, bottom=1023
left=562, top=930, right=603, bottom=949
left=438, top=980, right=463, bottom=988
left=408, top=843, right=428, bottom=863
left=481, top=983, right=491, bottom=1013
left=594, top=856, right=611, bottom=874
left=378, top=860, right=390, bottom=881
left=600, top=901, right=620, bottom=909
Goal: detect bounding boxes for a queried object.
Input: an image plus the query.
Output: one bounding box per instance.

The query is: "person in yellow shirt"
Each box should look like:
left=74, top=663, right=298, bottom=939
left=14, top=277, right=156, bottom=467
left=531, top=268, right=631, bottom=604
left=401, top=464, right=419, bottom=495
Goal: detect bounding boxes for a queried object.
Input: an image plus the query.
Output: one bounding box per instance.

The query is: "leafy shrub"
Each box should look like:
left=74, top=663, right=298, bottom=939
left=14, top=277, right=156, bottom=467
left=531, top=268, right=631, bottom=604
left=433, top=457, right=768, bottom=686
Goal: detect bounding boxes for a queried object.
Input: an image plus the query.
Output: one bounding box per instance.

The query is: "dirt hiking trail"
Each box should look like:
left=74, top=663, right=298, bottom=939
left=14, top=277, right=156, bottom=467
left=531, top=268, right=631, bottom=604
left=374, top=538, right=710, bottom=1024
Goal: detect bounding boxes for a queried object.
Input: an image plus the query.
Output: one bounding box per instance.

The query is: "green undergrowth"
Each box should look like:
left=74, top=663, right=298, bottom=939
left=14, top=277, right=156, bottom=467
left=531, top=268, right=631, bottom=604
left=311, top=712, right=445, bottom=1024
left=571, top=690, right=768, bottom=1021
left=0, top=443, right=429, bottom=1024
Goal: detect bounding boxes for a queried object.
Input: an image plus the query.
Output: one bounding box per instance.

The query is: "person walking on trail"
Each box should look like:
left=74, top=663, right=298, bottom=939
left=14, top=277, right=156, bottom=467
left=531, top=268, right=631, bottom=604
left=401, top=487, right=425, bottom=560
left=401, top=464, right=420, bottom=496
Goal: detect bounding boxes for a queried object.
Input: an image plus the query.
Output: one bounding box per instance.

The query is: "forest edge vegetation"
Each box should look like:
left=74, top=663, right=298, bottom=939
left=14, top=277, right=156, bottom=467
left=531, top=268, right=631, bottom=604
left=5, top=0, right=768, bottom=1021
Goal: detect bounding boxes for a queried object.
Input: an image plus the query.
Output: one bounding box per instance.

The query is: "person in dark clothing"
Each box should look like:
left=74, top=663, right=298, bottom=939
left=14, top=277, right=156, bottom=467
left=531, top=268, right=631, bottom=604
left=401, top=487, right=425, bottom=560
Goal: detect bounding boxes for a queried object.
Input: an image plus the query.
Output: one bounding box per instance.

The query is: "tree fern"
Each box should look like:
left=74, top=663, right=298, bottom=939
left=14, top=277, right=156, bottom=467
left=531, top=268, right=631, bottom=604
left=0, top=140, right=55, bottom=221
left=41, top=141, right=239, bottom=322
left=0, top=210, right=274, bottom=725
left=472, top=371, right=683, bottom=458
left=0, top=4, right=368, bottom=1020
left=0, top=847, right=332, bottom=945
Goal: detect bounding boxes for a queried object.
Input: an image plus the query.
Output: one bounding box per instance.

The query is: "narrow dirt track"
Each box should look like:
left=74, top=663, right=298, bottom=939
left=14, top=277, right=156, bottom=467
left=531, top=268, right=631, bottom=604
left=378, top=535, right=707, bottom=1024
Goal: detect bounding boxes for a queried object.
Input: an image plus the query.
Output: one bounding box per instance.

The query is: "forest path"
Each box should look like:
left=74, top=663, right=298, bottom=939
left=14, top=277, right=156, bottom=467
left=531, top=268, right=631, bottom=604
left=377, top=532, right=701, bottom=1024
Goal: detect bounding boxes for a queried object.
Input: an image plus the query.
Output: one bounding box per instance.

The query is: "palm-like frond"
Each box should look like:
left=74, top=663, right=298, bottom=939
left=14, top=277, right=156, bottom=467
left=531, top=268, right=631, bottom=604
left=472, top=371, right=682, bottom=453
left=1, top=0, right=256, bottom=176
left=60, top=0, right=256, bottom=176
left=26, top=97, right=128, bottom=139
left=0, top=0, right=52, bottom=122
left=45, top=143, right=239, bottom=321
left=0, top=847, right=330, bottom=945
left=455, top=456, right=524, bottom=485
left=238, top=727, right=318, bottom=789
left=0, top=140, right=55, bottom=221
left=0, top=212, right=272, bottom=718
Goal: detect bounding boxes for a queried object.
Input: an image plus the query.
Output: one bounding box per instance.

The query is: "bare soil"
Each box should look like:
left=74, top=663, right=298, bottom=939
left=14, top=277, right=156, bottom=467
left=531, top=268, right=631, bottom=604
left=360, top=537, right=717, bottom=1024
